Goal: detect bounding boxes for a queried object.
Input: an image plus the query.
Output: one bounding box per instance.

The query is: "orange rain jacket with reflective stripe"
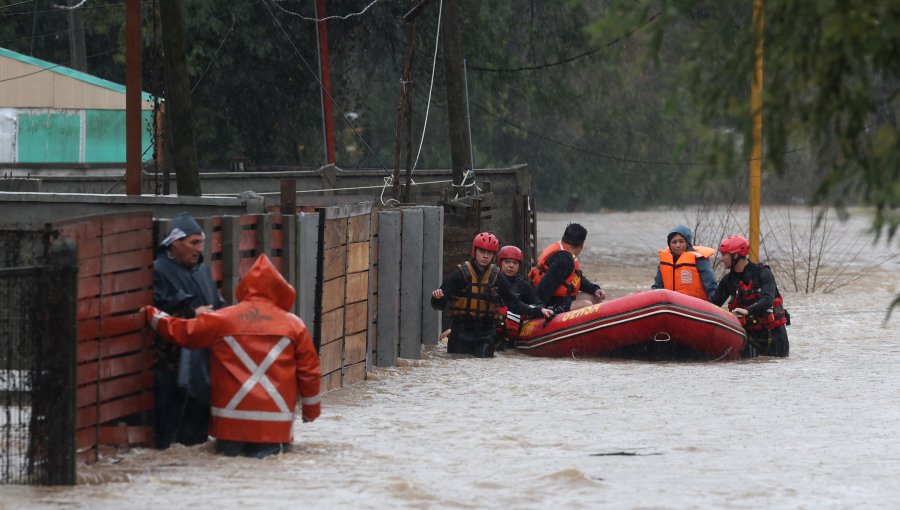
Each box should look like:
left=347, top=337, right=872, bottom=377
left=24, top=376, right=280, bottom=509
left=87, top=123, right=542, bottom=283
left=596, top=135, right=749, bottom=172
left=147, top=255, right=321, bottom=444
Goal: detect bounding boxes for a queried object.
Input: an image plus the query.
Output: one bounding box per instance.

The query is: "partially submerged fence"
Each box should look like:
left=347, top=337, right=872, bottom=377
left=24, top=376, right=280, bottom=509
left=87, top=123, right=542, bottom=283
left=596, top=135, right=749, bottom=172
left=0, top=238, right=77, bottom=485
left=1, top=203, right=443, bottom=484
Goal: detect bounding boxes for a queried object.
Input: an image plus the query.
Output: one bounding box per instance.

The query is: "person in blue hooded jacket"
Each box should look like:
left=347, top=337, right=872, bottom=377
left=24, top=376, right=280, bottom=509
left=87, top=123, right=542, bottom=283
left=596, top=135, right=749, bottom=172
left=651, top=225, right=718, bottom=301
left=153, top=212, right=226, bottom=448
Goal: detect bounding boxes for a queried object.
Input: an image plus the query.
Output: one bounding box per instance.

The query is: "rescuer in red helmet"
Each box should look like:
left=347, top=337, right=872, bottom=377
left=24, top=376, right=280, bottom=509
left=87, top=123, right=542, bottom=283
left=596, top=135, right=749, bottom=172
left=711, top=235, right=790, bottom=357
left=431, top=233, right=552, bottom=358
left=497, top=245, right=538, bottom=305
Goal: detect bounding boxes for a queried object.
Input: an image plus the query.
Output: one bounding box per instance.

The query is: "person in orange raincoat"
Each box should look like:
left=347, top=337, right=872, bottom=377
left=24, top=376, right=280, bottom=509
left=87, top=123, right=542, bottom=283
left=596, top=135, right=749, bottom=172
left=144, top=254, right=321, bottom=458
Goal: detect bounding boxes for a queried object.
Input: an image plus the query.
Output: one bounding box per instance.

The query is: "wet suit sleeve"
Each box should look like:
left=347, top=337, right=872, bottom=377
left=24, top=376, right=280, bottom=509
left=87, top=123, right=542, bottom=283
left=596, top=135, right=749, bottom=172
left=745, top=266, right=778, bottom=317
left=431, top=267, right=466, bottom=310
left=710, top=274, right=734, bottom=307
left=696, top=257, right=718, bottom=301
left=515, top=278, right=539, bottom=305
left=496, top=274, right=544, bottom=319
left=578, top=272, right=602, bottom=295
left=534, top=252, right=575, bottom=303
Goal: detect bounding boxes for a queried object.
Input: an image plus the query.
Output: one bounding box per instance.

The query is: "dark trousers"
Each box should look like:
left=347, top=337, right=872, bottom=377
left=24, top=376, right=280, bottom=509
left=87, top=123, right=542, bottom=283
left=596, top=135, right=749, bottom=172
left=745, top=325, right=790, bottom=358
left=154, top=367, right=210, bottom=449
left=448, top=319, right=497, bottom=358
left=215, top=440, right=291, bottom=458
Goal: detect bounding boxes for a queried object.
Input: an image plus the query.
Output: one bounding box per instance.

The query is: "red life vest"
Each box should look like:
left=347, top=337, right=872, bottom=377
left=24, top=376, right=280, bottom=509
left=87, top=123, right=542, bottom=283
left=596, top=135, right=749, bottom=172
left=528, top=242, right=581, bottom=299
left=727, top=264, right=789, bottom=331
left=658, top=245, right=716, bottom=301
left=448, top=261, right=500, bottom=320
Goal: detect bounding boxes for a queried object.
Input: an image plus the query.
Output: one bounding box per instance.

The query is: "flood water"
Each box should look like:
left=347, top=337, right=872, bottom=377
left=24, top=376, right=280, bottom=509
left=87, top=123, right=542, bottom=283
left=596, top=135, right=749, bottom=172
left=2, top=207, right=899, bottom=509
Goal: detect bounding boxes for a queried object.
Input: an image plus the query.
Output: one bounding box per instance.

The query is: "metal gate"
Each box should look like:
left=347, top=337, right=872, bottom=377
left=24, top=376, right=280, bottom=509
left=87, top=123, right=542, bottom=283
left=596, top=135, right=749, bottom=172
left=0, top=239, right=77, bottom=485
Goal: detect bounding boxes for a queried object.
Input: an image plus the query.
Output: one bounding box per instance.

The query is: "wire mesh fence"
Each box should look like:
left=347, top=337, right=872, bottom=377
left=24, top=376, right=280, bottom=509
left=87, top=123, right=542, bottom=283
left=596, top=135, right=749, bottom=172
left=0, top=239, right=77, bottom=485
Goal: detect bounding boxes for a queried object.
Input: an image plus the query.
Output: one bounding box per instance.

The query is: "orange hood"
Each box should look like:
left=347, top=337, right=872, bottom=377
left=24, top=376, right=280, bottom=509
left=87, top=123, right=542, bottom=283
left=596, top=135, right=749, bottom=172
left=236, top=255, right=296, bottom=311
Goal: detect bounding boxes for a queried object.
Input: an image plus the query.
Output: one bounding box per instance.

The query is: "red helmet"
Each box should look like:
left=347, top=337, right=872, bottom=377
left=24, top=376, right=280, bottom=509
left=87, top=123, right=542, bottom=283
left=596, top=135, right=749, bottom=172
left=719, top=235, right=750, bottom=256
left=472, top=232, right=499, bottom=257
left=498, top=245, right=523, bottom=263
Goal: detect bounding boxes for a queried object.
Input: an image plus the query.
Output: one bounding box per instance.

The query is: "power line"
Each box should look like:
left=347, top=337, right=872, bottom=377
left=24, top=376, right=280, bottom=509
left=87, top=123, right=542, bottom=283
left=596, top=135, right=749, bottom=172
left=470, top=10, right=661, bottom=73
left=0, top=1, right=122, bottom=16
left=191, top=0, right=254, bottom=94
left=471, top=100, right=709, bottom=167
left=261, top=0, right=391, bottom=174
left=270, top=0, right=383, bottom=22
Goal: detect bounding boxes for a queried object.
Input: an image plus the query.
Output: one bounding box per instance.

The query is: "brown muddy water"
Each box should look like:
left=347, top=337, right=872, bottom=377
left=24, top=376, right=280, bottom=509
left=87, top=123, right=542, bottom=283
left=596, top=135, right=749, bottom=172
left=2, top=207, right=898, bottom=509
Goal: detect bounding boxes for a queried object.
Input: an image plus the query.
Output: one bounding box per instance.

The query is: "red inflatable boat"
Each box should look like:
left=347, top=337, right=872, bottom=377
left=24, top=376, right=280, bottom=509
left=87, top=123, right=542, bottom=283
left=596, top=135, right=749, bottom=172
left=510, top=290, right=748, bottom=360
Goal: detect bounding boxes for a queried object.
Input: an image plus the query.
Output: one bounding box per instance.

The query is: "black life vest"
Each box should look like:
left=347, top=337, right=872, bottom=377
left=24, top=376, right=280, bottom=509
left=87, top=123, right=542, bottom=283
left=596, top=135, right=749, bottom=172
left=727, top=263, right=789, bottom=331
left=448, top=261, right=500, bottom=321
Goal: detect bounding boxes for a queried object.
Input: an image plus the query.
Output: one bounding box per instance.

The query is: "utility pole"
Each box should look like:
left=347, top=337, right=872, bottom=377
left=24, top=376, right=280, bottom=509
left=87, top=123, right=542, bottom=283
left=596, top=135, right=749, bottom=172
left=393, top=1, right=419, bottom=203
left=159, top=0, right=201, bottom=196
left=67, top=0, right=87, bottom=72
left=749, top=0, right=764, bottom=260
left=440, top=0, right=470, bottom=189
left=125, top=0, right=141, bottom=195
left=315, top=0, right=336, bottom=166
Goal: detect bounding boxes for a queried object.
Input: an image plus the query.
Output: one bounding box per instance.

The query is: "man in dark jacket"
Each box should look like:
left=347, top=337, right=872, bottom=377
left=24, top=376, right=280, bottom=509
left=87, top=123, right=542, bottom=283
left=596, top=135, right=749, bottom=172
left=531, top=223, right=605, bottom=312
left=153, top=212, right=226, bottom=448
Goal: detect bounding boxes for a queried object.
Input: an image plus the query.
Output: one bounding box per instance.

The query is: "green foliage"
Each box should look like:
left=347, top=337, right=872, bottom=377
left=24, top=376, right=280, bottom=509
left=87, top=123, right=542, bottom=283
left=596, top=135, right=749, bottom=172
left=596, top=0, right=900, bottom=236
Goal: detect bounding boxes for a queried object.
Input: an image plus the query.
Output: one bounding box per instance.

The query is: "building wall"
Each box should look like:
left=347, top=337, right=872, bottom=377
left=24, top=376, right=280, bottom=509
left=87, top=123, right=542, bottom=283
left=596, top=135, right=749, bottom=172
left=0, top=108, right=154, bottom=163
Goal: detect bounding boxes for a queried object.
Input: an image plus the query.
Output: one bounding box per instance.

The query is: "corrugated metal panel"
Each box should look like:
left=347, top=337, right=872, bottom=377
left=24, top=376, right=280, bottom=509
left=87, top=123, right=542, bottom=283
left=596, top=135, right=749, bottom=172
left=17, top=111, right=81, bottom=162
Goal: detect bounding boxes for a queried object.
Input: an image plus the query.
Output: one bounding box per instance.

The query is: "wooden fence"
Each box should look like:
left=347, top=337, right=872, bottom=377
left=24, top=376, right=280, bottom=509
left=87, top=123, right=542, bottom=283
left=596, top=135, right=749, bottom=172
left=41, top=203, right=442, bottom=465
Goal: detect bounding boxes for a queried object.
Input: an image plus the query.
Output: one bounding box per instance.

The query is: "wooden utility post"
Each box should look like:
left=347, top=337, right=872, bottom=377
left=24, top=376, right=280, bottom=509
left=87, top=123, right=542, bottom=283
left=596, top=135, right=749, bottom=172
left=440, top=0, right=470, bottom=188
left=160, top=0, right=201, bottom=196
left=392, top=1, right=419, bottom=203
left=749, top=0, right=764, bottom=260
left=125, top=0, right=141, bottom=195
left=315, top=0, right=337, bottom=166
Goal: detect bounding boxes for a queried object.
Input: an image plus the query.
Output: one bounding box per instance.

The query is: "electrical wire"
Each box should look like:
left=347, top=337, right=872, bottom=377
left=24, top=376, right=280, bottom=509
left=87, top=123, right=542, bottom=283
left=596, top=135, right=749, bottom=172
left=270, top=0, right=382, bottom=22
left=470, top=10, right=661, bottom=73
left=191, top=0, right=253, bottom=94
left=409, top=0, right=442, bottom=173
left=50, top=0, right=88, bottom=10
left=261, top=0, right=391, bottom=175
left=0, top=2, right=122, bottom=16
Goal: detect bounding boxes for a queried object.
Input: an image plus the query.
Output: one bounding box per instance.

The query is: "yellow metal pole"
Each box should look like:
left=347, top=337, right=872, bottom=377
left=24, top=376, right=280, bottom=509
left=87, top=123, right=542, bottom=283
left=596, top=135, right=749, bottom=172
left=749, top=0, right=764, bottom=260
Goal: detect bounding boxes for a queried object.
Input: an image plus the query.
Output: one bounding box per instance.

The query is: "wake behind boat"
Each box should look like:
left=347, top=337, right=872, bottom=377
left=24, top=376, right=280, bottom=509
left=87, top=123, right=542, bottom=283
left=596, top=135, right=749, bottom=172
left=511, top=289, right=748, bottom=360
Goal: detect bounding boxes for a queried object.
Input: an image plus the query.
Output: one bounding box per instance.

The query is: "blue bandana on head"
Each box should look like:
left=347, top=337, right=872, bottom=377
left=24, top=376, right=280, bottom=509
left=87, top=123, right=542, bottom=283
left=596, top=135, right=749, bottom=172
left=160, top=212, right=205, bottom=247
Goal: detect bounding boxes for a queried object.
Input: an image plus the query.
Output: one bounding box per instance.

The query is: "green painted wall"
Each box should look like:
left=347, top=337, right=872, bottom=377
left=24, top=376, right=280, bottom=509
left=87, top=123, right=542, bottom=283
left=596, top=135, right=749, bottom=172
left=85, top=110, right=154, bottom=162
left=18, top=112, right=80, bottom=162
left=17, top=109, right=154, bottom=163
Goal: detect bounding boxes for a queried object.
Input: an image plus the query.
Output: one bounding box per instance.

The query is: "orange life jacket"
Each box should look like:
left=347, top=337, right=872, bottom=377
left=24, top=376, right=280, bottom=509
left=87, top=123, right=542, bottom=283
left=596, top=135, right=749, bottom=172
left=658, top=245, right=716, bottom=301
left=448, top=261, right=500, bottom=320
left=528, top=241, right=581, bottom=299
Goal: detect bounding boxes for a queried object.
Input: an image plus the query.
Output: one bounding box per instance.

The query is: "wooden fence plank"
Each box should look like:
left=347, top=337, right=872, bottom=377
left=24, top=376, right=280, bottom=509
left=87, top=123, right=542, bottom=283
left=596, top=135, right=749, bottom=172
left=346, top=241, right=369, bottom=273
left=98, top=372, right=153, bottom=402
left=101, top=250, right=153, bottom=274
left=348, top=214, right=370, bottom=243
left=98, top=392, right=153, bottom=424
left=322, top=245, right=346, bottom=281
left=344, top=332, right=367, bottom=365
left=319, top=339, right=343, bottom=374
left=100, top=313, right=145, bottom=338
left=100, top=290, right=151, bottom=316
left=320, top=308, right=344, bottom=344
left=345, top=271, right=368, bottom=304
left=98, top=351, right=152, bottom=380
left=101, top=230, right=152, bottom=255
left=344, top=301, right=367, bottom=336
left=101, top=267, right=152, bottom=294
left=343, top=361, right=366, bottom=386
left=321, top=276, right=345, bottom=313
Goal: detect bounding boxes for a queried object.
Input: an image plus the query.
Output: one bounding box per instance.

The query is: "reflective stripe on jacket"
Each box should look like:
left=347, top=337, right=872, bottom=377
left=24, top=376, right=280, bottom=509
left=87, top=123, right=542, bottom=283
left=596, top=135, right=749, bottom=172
left=448, top=261, right=500, bottom=320
left=658, top=245, right=716, bottom=301
left=147, top=255, right=321, bottom=443
left=528, top=242, right=581, bottom=299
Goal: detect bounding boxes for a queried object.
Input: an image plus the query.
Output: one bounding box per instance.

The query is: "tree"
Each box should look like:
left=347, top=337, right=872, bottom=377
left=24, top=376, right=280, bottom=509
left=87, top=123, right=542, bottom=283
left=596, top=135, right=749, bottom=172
left=593, top=0, right=900, bottom=308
